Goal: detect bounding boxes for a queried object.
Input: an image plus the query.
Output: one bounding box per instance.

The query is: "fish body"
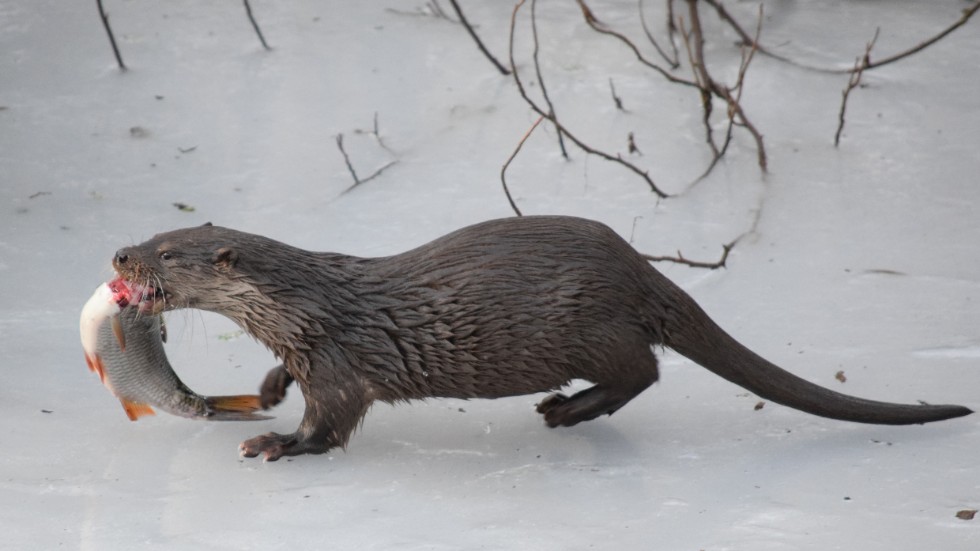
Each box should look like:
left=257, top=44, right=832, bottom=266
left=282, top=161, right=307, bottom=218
left=80, top=279, right=271, bottom=421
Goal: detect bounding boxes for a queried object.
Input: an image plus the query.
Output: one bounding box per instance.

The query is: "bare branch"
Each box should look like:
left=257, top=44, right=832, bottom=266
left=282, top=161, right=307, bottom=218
left=627, top=132, right=640, bottom=155
left=530, top=0, right=568, bottom=159
left=701, top=0, right=835, bottom=74
left=500, top=116, right=545, bottom=217
left=447, top=0, right=511, bottom=76
left=336, top=126, right=399, bottom=194
left=576, top=0, right=698, bottom=88
left=682, top=0, right=767, bottom=173
left=642, top=236, right=740, bottom=270
left=677, top=12, right=719, bottom=158
left=608, top=78, right=625, bottom=111
left=638, top=0, right=679, bottom=68
left=336, top=134, right=360, bottom=186
left=510, top=0, right=669, bottom=198
left=704, top=0, right=980, bottom=75
left=863, top=1, right=979, bottom=71
left=835, top=28, right=880, bottom=147
left=385, top=2, right=455, bottom=20
left=345, top=160, right=397, bottom=194
left=96, top=0, right=127, bottom=71
left=693, top=4, right=764, bottom=182
left=352, top=112, right=394, bottom=153
left=243, top=0, right=272, bottom=51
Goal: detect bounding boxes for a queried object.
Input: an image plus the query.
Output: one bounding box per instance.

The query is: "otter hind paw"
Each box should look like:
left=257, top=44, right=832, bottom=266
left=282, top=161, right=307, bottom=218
left=535, top=393, right=569, bottom=416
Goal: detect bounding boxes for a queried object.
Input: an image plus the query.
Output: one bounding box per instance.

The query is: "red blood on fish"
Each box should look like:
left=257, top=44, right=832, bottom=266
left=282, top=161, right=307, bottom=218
left=107, top=277, right=132, bottom=308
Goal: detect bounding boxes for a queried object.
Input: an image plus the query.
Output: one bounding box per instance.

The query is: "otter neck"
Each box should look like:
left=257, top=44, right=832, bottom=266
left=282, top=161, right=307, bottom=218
left=214, top=252, right=371, bottom=362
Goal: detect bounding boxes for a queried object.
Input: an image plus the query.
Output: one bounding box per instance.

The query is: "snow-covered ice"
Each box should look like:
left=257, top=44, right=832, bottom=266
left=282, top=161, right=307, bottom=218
left=1, top=1, right=978, bottom=549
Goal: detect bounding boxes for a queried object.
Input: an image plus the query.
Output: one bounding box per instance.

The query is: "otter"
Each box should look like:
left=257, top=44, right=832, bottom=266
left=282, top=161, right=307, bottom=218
left=111, top=216, right=971, bottom=461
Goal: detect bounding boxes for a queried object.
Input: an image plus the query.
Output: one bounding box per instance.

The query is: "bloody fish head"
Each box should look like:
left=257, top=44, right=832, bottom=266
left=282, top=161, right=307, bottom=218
left=107, top=277, right=133, bottom=308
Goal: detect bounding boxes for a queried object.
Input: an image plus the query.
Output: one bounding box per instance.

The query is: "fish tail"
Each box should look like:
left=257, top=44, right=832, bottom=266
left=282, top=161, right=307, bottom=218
left=205, top=395, right=273, bottom=421
left=208, top=394, right=263, bottom=412
left=120, top=400, right=155, bottom=421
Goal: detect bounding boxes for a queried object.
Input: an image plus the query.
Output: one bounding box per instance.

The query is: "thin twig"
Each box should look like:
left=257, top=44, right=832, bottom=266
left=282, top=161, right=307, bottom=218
left=336, top=134, right=360, bottom=185
left=627, top=132, right=640, bottom=155
left=243, top=0, right=272, bottom=51
left=693, top=4, right=764, bottom=183
left=371, top=112, right=395, bottom=154
left=609, top=78, right=625, bottom=111
left=677, top=13, right=719, bottom=158
left=336, top=133, right=398, bottom=194
left=342, top=160, right=397, bottom=194
left=683, top=0, right=767, bottom=173
left=835, top=28, right=879, bottom=147
left=447, top=0, right=510, bottom=75
left=643, top=178, right=765, bottom=269
left=863, top=1, right=979, bottom=71
left=530, top=0, right=568, bottom=159
left=501, top=116, right=545, bottom=216
left=428, top=1, right=455, bottom=21
left=510, top=0, right=669, bottom=198
left=96, top=0, right=127, bottom=71
left=701, top=0, right=834, bottom=74
left=638, top=0, right=679, bottom=68
left=642, top=236, right=740, bottom=270
left=385, top=3, right=454, bottom=20
left=576, top=0, right=697, bottom=88
left=705, top=0, right=980, bottom=75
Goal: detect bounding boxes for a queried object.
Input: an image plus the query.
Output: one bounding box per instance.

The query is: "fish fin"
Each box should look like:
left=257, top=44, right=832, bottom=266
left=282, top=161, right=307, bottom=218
left=205, top=395, right=273, bottom=421
left=85, top=353, right=107, bottom=384
left=111, top=315, right=126, bottom=352
left=120, top=400, right=155, bottom=421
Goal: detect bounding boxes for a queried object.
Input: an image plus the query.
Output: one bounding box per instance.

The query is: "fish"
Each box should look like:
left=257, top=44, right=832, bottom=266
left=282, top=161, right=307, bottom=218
left=79, top=278, right=272, bottom=421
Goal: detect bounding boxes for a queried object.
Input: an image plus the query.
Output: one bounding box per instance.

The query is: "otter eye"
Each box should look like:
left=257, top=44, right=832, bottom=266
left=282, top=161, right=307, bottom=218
left=159, top=251, right=174, bottom=261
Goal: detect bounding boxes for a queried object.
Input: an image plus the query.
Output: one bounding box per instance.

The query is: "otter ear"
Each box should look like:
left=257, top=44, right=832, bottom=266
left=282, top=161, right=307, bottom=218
left=201, top=222, right=213, bottom=227
left=212, top=247, right=238, bottom=270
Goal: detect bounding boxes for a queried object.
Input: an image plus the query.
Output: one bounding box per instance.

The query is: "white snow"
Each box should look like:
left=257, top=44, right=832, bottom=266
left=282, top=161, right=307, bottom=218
left=1, top=0, right=978, bottom=549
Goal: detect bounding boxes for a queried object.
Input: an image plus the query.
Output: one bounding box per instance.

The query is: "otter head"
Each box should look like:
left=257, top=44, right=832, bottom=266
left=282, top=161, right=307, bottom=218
left=112, top=222, right=246, bottom=315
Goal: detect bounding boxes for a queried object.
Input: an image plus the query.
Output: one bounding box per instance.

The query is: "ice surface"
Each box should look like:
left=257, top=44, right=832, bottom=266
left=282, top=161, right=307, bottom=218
left=1, top=1, right=978, bottom=549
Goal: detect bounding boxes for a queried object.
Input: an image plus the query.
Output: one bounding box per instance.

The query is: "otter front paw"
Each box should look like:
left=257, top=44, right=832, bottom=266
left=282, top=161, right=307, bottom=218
left=239, top=432, right=331, bottom=461
left=240, top=432, right=297, bottom=462
left=258, top=364, right=293, bottom=409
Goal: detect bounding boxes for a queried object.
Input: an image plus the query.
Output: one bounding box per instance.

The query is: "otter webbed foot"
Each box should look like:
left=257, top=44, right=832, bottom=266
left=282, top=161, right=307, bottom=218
left=536, top=393, right=569, bottom=416
left=536, top=384, right=650, bottom=428
left=239, top=431, right=330, bottom=462
left=258, top=364, right=293, bottom=409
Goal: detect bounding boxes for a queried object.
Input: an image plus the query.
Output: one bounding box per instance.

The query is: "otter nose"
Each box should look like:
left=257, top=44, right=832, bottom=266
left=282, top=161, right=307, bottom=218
left=114, top=250, right=130, bottom=265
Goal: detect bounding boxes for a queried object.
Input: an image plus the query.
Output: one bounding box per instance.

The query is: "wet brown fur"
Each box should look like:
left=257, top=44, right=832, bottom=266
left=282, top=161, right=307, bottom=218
left=112, top=216, right=971, bottom=461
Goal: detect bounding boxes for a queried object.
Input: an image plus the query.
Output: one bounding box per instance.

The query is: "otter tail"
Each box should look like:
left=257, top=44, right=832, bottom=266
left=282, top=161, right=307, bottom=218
left=660, top=287, right=972, bottom=425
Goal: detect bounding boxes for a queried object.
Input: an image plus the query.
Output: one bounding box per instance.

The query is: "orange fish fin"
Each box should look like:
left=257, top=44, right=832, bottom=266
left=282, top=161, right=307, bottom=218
left=207, top=395, right=263, bottom=413
left=111, top=316, right=126, bottom=352
left=85, top=353, right=107, bottom=383
left=120, top=400, right=156, bottom=421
